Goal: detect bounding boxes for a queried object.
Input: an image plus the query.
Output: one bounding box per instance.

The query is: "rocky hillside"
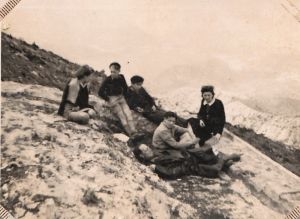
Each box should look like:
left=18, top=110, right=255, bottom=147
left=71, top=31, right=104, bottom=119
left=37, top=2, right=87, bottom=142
left=1, top=81, right=292, bottom=219
left=1, top=32, right=105, bottom=94
left=1, top=32, right=300, bottom=219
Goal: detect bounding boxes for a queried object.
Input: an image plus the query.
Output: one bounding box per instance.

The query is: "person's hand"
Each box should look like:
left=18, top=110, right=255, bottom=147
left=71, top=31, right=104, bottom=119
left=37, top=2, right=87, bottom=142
left=187, top=138, right=200, bottom=149
left=88, top=109, right=97, bottom=118
left=191, top=137, right=200, bottom=145
left=208, top=134, right=221, bottom=146
left=215, top=133, right=221, bottom=141
left=199, top=120, right=205, bottom=127
left=72, top=106, right=80, bottom=111
left=136, top=107, right=144, bottom=113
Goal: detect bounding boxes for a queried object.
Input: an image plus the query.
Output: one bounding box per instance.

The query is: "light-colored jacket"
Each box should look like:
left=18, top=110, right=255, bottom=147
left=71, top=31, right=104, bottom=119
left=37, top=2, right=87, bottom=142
left=152, top=123, right=187, bottom=150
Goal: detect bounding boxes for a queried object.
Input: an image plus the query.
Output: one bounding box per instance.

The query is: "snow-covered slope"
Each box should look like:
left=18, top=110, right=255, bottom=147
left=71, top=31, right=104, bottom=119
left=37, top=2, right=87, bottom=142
left=159, top=87, right=300, bottom=149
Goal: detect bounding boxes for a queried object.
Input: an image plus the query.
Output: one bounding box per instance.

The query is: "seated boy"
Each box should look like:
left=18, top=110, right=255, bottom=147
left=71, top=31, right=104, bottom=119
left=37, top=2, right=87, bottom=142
left=98, top=62, right=137, bottom=137
left=126, top=75, right=186, bottom=126
left=58, top=65, right=96, bottom=124
left=148, top=111, right=240, bottom=179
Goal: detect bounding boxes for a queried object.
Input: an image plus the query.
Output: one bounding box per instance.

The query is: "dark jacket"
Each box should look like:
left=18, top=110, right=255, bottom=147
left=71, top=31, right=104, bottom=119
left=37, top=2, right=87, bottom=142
left=98, top=74, right=128, bottom=101
left=58, top=79, right=92, bottom=116
left=126, top=86, right=156, bottom=112
left=197, top=98, right=225, bottom=135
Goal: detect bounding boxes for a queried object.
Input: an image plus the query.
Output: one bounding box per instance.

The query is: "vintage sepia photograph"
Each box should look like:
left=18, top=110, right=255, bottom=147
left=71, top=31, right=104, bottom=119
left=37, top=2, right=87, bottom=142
left=1, top=0, right=300, bottom=218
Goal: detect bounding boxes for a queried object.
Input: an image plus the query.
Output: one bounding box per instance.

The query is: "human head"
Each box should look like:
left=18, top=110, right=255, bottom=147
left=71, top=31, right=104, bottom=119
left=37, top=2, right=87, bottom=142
left=139, top=144, right=154, bottom=160
left=109, top=62, right=121, bottom=79
left=163, top=111, right=177, bottom=128
left=201, top=85, right=215, bottom=103
left=132, top=144, right=153, bottom=164
left=76, top=65, right=93, bottom=83
left=131, top=75, right=144, bottom=90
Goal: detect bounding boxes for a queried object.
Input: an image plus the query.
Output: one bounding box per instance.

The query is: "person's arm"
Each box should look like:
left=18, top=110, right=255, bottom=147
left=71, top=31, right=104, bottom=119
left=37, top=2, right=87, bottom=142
left=142, top=88, right=156, bottom=107
left=120, top=75, right=129, bottom=96
left=125, top=89, right=138, bottom=110
left=98, top=78, right=109, bottom=101
left=160, top=130, right=196, bottom=149
left=86, top=84, right=94, bottom=109
left=58, top=80, right=71, bottom=116
left=174, top=125, right=189, bottom=135
left=197, top=100, right=206, bottom=121
left=211, top=100, right=225, bottom=135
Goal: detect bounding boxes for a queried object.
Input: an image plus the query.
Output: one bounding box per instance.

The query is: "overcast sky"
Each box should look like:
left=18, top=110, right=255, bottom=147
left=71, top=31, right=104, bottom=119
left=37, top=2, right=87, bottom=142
left=3, top=0, right=300, bottom=97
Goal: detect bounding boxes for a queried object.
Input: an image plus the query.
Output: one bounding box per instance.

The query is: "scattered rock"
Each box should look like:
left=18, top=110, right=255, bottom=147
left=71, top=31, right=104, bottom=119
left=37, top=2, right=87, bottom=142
left=2, top=184, right=8, bottom=193
left=81, top=188, right=101, bottom=206
left=113, top=133, right=129, bottom=142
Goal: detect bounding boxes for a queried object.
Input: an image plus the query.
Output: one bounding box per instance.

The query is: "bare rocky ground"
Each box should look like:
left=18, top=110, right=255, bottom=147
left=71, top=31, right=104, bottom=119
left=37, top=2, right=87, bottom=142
left=1, top=82, right=299, bottom=219
left=226, top=124, right=300, bottom=176
left=1, top=82, right=195, bottom=219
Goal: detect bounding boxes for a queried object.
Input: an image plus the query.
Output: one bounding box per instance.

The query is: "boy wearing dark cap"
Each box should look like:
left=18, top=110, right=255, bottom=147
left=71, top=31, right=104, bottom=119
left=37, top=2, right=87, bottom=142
left=126, top=75, right=186, bottom=126
left=126, top=75, right=163, bottom=124
left=58, top=65, right=96, bottom=124
left=98, top=62, right=137, bottom=137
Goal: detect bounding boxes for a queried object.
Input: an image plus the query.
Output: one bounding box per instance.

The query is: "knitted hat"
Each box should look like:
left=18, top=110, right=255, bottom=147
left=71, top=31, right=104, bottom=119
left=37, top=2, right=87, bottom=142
left=201, top=85, right=215, bottom=94
left=131, top=75, right=144, bottom=84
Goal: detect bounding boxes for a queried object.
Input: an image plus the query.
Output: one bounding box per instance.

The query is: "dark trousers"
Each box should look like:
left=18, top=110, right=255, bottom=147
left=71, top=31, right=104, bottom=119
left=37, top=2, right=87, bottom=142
left=154, top=155, right=220, bottom=179
left=153, top=148, right=219, bottom=179
left=188, top=118, right=213, bottom=145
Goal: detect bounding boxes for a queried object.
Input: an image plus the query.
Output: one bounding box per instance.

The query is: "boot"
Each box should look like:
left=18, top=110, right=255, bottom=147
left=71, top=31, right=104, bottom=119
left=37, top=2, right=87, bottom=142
left=123, top=124, right=133, bottom=136
left=128, top=120, right=137, bottom=136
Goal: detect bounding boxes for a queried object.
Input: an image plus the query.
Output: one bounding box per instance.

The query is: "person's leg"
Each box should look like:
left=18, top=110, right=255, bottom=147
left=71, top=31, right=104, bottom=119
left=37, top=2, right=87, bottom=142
left=143, top=109, right=166, bottom=124
left=119, top=97, right=137, bottom=135
left=196, top=163, right=222, bottom=178
left=68, top=111, right=90, bottom=124
left=111, top=102, right=133, bottom=136
left=87, top=108, right=96, bottom=118
left=176, top=116, right=188, bottom=127
left=155, top=161, right=189, bottom=179
left=187, top=118, right=212, bottom=145
left=218, top=153, right=241, bottom=171
left=63, top=103, right=90, bottom=124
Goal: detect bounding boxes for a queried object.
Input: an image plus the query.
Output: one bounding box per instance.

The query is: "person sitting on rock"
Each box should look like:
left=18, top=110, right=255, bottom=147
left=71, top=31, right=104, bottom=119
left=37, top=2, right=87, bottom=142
left=126, top=75, right=187, bottom=126
left=58, top=65, right=96, bottom=124
left=188, top=85, right=226, bottom=146
left=98, top=62, right=138, bottom=137
left=148, top=111, right=240, bottom=179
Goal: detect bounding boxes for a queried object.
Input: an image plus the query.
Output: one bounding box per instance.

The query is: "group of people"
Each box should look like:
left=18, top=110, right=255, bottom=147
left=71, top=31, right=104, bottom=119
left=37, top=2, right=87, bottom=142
left=58, top=62, right=241, bottom=179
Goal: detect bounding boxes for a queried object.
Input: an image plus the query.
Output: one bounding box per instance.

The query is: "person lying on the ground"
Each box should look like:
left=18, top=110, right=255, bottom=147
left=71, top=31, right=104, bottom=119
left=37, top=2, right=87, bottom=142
left=126, top=75, right=187, bottom=126
left=58, top=65, right=96, bottom=124
left=98, top=62, right=139, bottom=137
left=188, top=85, right=225, bottom=145
left=145, top=111, right=240, bottom=179
left=136, top=144, right=240, bottom=179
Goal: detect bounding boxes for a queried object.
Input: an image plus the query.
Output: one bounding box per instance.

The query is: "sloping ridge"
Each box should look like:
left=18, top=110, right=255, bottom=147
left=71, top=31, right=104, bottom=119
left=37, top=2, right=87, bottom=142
left=1, top=81, right=299, bottom=219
